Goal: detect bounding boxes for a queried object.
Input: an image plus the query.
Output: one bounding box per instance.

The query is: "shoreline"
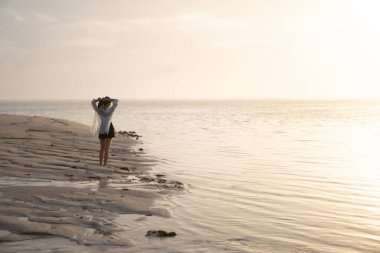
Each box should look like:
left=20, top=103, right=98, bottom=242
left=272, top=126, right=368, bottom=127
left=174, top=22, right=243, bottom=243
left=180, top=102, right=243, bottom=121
left=0, top=114, right=182, bottom=247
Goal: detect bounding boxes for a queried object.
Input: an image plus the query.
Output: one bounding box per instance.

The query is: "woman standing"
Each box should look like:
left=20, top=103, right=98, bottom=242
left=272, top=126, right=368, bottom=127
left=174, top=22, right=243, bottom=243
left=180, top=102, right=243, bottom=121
left=91, top=96, right=119, bottom=166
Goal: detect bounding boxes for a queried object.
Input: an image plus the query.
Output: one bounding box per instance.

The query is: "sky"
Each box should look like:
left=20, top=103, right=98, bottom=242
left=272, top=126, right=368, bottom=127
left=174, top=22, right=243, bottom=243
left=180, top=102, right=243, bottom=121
left=1, top=0, right=380, bottom=100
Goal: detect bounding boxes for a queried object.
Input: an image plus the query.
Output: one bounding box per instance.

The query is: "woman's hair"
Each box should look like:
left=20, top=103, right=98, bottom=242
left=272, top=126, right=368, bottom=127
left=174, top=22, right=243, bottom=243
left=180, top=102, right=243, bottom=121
left=98, top=96, right=111, bottom=109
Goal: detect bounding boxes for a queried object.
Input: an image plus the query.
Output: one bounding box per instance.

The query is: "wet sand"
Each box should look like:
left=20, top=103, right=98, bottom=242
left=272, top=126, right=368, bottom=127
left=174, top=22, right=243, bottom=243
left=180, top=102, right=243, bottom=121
left=0, top=114, right=182, bottom=247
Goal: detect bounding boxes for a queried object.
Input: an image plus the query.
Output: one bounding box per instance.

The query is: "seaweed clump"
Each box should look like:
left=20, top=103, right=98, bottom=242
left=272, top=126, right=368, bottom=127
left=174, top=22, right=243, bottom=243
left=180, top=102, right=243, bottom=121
left=118, top=130, right=142, bottom=140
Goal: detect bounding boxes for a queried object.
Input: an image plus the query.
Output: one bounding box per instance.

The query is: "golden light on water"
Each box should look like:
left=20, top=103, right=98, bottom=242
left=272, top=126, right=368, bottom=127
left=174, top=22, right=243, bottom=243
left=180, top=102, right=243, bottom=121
left=1, top=99, right=380, bottom=251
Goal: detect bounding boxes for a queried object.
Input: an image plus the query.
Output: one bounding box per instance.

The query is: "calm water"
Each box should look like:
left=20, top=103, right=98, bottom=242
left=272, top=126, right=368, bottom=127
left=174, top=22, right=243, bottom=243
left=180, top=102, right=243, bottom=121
left=1, top=100, right=380, bottom=252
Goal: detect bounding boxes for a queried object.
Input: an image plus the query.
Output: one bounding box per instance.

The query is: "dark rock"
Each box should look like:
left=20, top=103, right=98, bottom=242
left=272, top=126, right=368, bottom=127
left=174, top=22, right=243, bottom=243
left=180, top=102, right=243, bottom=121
left=118, top=130, right=142, bottom=138
left=120, top=167, right=129, bottom=171
left=145, top=230, right=177, bottom=237
left=86, top=176, right=102, bottom=180
left=157, top=179, right=167, bottom=184
left=140, top=177, right=155, bottom=182
left=139, top=148, right=144, bottom=151
left=170, top=180, right=183, bottom=186
left=155, top=174, right=165, bottom=177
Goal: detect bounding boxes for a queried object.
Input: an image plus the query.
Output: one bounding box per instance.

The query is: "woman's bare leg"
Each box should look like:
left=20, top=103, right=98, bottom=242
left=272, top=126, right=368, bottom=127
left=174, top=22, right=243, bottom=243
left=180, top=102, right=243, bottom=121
left=103, top=138, right=112, bottom=166
left=99, top=139, right=106, bottom=165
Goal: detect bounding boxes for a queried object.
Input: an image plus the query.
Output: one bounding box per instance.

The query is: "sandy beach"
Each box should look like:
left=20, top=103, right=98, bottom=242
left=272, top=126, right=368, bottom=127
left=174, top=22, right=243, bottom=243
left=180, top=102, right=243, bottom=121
left=0, top=114, right=182, bottom=248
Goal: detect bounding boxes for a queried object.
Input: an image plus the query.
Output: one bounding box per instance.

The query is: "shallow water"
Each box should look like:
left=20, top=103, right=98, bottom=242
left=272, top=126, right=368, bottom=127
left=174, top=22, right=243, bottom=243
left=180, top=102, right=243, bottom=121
left=1, top=100, right=380, bottom=252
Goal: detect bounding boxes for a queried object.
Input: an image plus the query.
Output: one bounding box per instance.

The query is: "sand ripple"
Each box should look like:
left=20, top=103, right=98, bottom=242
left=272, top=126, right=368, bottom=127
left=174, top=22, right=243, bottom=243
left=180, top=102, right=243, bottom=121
left=0, top=114, right=182, bottom=248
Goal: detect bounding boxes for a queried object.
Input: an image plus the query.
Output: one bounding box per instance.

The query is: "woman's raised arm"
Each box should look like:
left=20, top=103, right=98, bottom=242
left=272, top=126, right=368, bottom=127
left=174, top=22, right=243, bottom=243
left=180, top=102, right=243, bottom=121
left=91, top=98, right=101, bottom=113
left=108, top=98, right=119, bottom=113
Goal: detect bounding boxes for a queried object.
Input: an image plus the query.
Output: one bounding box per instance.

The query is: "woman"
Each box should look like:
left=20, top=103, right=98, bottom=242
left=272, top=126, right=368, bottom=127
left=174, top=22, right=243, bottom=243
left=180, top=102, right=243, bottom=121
left=91, top=96, right=119, bottom=166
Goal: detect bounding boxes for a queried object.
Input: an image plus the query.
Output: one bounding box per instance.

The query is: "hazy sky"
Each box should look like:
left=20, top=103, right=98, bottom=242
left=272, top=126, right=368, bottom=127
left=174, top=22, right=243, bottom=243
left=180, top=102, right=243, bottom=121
left=1, top=0, right=380, bottom=100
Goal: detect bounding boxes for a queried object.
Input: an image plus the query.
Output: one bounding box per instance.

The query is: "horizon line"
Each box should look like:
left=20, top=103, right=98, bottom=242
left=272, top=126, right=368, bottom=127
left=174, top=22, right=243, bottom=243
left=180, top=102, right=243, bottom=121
left=1, top=98, right=380, bottom=102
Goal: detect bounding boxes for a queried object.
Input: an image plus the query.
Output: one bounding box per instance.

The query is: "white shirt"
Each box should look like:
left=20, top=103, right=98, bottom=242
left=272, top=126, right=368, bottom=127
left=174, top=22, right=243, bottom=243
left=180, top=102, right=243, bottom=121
left=91, top=99, right=119, bottom=134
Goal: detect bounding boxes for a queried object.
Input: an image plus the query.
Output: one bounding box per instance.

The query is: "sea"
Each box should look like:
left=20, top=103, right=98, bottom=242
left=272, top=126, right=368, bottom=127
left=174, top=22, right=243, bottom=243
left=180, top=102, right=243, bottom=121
left=1, top=100, right=380, bottom=253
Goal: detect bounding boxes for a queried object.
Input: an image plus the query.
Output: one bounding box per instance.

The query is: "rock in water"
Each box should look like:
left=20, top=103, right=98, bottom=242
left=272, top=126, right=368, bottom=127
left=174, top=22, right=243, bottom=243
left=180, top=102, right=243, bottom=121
left=145, top=230, right=177, bottom=237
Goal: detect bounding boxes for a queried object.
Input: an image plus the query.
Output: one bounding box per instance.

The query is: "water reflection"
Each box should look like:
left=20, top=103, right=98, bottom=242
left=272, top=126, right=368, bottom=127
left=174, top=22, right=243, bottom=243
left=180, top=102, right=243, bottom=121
left=1, top=100, right=380, bottom=252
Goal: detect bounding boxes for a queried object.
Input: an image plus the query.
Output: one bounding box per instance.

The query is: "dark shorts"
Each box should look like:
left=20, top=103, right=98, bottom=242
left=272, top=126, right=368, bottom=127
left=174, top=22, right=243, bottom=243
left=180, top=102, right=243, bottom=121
left=99, top=122, right=115, bottom=139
